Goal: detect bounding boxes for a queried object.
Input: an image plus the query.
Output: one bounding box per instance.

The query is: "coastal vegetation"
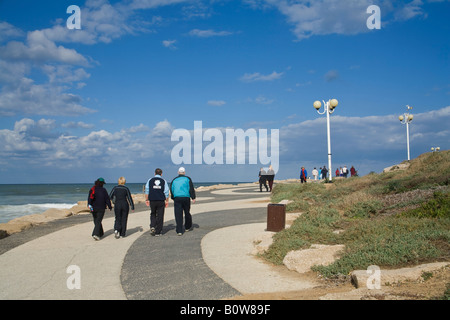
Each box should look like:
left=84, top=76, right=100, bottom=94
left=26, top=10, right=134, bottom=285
left=264, top=150, right=450, bottom=283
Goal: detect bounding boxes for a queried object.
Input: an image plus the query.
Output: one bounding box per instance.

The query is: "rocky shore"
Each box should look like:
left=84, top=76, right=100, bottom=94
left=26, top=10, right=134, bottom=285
left=0, top=193, right=146, bottom=239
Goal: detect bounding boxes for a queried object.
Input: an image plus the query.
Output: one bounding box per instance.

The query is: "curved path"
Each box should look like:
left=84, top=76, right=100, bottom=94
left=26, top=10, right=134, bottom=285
left=0, top=185, right=315, bottom=300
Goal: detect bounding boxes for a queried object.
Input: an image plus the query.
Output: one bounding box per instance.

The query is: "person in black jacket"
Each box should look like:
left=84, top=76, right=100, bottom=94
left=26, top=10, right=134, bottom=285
left=259, top=168, right=268, bottom=192
left=109, top=177, right=135, bottom=238
left=88, top=177, right=112, bottom=240
left=145, top=168, right=169, bottom=237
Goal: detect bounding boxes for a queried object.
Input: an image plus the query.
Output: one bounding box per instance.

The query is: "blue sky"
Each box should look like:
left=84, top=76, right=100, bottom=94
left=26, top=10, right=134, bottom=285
left=0, top=0, right=449, bottom=184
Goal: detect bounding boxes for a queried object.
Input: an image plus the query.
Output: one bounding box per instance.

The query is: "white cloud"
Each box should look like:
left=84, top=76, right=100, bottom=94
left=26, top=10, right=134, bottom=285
left=0, top=75, right=95, bottom=116
left=254, top=96, right=274, bottom=105
left=162, top=39, right=177, bottom=49
left=62, top=121, right=95, bottom=129
left=129, top=0, right=188, bottom=10
left=257, top=0, right=436, bottom=40
left=42, top=65, right=91, bottom=84
left=0, top=21, right=24, bottom=42
left=188, top=29, right=233, bottom=37
left=240, top=71, right=284, bottom=82
left=207, top=100, right=226, bottom=106
left=0, top=118, right=175, bottom=170
left=394, top=0, right=427, bottom=21
left=0, top=30, right=89, bottom=66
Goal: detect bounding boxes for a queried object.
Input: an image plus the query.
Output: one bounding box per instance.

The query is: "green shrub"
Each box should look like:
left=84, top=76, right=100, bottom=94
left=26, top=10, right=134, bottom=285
left=344, top=200, right=383, bottom=218
left=402, top=191, right=450, bottom=218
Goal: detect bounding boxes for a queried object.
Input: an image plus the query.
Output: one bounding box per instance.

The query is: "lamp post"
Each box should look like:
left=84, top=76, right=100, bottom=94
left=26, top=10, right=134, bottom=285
left=399, top=105, right=414, bottom=161
left=431, top=147, right=440, bottom=153
left=314, top=99, right=338, bottom=182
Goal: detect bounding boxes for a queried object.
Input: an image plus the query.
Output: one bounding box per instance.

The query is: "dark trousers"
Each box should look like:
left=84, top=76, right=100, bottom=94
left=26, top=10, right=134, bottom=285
left=114, top=201, right=129, bottom=237
left=150, top=200, right=165, bottom=235
left=92, top=209, right=105, bottom=237
left=173, top=197, right=192, bottom=234
left=267, top=179, right=274, bottom=191
left=259, top=179, right=268, bottom=192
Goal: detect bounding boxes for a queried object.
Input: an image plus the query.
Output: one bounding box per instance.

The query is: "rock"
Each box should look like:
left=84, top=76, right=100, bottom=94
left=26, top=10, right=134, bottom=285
left=383, top=162, right=410, bottom=173
left=351, top=262, right=449, bottom=288
left=69, top=204, right=90, bottom=215
left=0, top=229, right=7, bottom=239
left=42, top=208, right=72, bottom=219
left=0, top=219, right=33, bottom=237
left=283, top=244, right=345, bottom=274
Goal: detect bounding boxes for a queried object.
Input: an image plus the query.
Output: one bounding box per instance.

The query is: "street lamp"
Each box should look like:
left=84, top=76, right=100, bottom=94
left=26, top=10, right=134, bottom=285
left=399, top=105, right=414, bottom=161
left=431, top=147, right=440, bottom=152
left=314, top=99, right=339, bottom=182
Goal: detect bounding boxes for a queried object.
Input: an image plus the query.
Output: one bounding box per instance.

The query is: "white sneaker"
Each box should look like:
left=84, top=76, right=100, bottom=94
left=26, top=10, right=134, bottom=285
left=115, top=230, right=120, bottom=239
left=93, top=235, right=100, bottom=241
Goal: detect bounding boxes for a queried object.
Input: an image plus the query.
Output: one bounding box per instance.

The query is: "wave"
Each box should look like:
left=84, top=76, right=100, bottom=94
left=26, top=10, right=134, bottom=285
left=0, top=203, right=77, bottom=224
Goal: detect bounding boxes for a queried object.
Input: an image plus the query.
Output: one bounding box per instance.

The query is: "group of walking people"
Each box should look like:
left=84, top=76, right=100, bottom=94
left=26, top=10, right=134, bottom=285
left=87, top=167, right=196, bottom=241
left=335, top=165, right=357, bottom=178
left=298, top=164, right=357, bottom=183
left=258, top=165, right=275, bottom=192
left=300, top=166, right=329, bottom=182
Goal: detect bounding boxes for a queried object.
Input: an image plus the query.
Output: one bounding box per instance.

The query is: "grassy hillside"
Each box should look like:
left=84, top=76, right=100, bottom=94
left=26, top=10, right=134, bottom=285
left=264, top=150, right=450, bottom=280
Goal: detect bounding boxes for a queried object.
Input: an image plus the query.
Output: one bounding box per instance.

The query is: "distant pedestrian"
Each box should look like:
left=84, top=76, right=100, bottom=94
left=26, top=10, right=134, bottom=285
left=350, top=166, right=357, bottom=177
left=266, top=165, right=275, bottom=192
left=321, top=166, right=328, bottom=180
left=88, top=178, right=112, bottom=241
left=335, top=168, right=339, bottom=177
left=145, top=168, right=169, bottom=237
left=318, top=167, right=322, bottom=180
left=110, top=177, right=135, bottom=238
left=170, top=167, right=196, bottom=236
left=300, top=166, right=308, bottom=183
left=312, top=167, right=318, bottom=181
left=259, top=168, right=268, bottom=192
left=342, top=166, right=349, bottom=178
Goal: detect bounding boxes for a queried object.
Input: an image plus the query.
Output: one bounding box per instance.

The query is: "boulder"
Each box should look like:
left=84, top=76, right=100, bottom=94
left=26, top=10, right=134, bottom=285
left=42, top=208, right=72, bottom=219
left=351, top=262, right=449, bottom=288
left=383, top=162, right=410, bottom=173
left=0, top=219, right=33, bottom=237
left=69, top=203, right=90, bottom=215
left=283, top=244, right=345, bottom=274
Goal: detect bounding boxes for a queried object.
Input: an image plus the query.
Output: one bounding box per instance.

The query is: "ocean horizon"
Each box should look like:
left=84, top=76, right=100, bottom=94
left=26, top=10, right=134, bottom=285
left=0, top=182, right=251, bottom=224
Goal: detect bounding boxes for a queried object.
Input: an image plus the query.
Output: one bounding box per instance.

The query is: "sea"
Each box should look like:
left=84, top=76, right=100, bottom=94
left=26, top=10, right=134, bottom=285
left=0, top=182, right=243, bottom=224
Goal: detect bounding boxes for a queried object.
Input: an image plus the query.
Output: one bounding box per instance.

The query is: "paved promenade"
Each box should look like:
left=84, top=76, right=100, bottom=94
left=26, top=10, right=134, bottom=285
left=0, top=185, right=315, bottom=300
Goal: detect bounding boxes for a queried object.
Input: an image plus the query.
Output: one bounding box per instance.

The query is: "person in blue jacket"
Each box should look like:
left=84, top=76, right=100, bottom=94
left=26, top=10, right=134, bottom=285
left=300, top=166, right=308, bottom=183
left=170, top=167, right=196, bottom=236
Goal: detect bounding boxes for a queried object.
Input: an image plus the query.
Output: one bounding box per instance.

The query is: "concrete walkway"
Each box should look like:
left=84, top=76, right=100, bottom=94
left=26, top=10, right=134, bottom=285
left=0, top=185, right=313, bottom=300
